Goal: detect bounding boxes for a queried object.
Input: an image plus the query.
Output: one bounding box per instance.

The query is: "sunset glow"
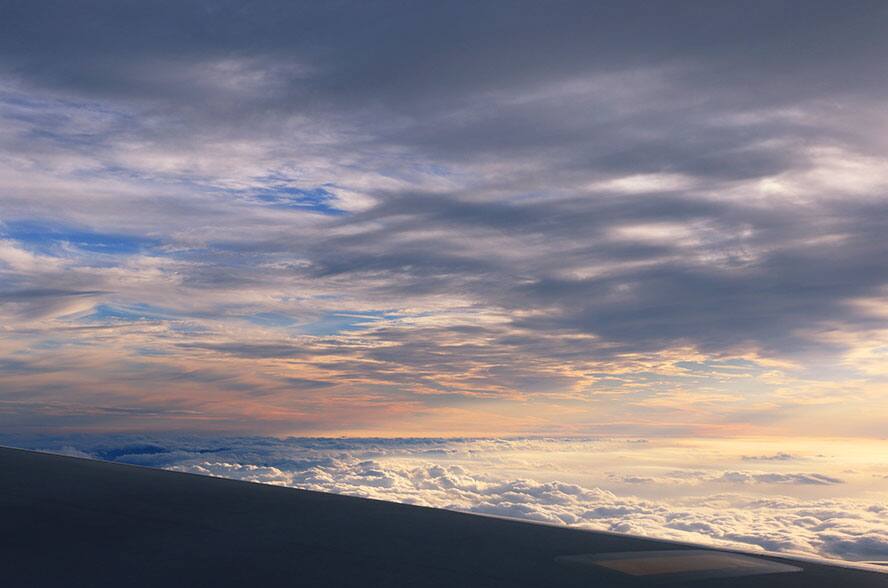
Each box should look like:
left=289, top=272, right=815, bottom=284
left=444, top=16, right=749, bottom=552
left=1, top=0, right=887, bottom=564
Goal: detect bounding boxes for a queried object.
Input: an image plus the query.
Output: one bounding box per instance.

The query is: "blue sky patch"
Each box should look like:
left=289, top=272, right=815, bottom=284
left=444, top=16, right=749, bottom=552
left=245, top=312, right=298, bottom=328
left=243, top=310, right=395, bottom=335
left=254, top=186, right=346, bottom=216
left=302, top=311, right=394, bottom=336
left=675, top=359, right=761, bottom=374
left=2, top=220, right=158, bottom=255
left=82, top=303, right=177, bottom=323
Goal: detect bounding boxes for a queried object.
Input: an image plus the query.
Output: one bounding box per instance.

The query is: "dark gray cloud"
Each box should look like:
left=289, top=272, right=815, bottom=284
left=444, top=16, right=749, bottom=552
left=293, top=191, right=888, bottom=358
left=0, top=289, right=106, bottom=300
left=0, top=287, right=109, bottom=320
left=4, top=2, right=886, bottom=104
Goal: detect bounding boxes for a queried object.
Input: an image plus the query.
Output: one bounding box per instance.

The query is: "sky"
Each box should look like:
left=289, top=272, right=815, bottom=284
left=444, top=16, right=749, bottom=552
left=1, top=1, right=888, bottom=438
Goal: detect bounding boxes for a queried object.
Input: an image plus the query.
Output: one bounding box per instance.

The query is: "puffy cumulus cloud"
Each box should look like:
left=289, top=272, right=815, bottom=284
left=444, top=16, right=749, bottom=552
left=169, top=457, right=886, bottom=561
left=177, top=462, right=293, bottom=487
left=10, top=434, right=886, bottom=562
left=1, top=2, right=888, bottom=436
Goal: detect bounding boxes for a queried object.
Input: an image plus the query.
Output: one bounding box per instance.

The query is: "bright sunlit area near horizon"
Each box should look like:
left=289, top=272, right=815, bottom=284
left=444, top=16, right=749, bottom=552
left=1, top=0, right=887, bottom=574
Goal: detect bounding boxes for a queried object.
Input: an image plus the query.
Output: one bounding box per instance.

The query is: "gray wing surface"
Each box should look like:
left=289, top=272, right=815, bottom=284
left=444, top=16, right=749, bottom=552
left=1, top=446, right=885, bottom=587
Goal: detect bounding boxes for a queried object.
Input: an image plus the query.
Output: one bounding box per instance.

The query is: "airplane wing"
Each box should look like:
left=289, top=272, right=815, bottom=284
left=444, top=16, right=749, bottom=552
left=2, top=446, right=885, bottom=587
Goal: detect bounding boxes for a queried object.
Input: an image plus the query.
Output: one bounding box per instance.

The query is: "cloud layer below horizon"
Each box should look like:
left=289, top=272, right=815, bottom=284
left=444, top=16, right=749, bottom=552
left=1, top=1, right=888, bottom=435
left=10, top=435, right=887, bottom=562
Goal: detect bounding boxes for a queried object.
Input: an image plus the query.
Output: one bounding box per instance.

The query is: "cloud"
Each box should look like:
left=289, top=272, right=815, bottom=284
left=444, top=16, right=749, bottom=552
left=1, top=1, right=888, bottom=434
left=179, top=455, right=885, bottom=561
left=743, top=452, right=797, bottom=462
left=179, top=457, right=885, bottom=560
left=6, top=435, right=886, bottom=562
left=609, top=469, right=845, bottom=487
left=718, top=472, right=844, bottom=486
